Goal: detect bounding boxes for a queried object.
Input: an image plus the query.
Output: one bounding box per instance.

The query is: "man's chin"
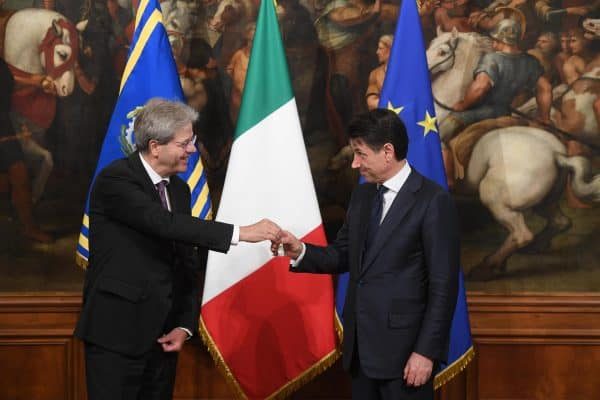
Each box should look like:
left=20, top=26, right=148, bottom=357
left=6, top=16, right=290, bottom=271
left=177, top=160, right=189, bottom=172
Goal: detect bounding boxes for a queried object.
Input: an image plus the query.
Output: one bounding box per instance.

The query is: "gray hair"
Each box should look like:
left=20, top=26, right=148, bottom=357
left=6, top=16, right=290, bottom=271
left=134, top=98, right=198, bottom=152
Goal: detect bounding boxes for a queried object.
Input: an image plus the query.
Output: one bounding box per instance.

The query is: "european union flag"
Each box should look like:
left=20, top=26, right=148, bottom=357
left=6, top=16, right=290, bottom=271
left=76, top=0, right=212, bottom=266
left=336, top=0, right=474, bottom=388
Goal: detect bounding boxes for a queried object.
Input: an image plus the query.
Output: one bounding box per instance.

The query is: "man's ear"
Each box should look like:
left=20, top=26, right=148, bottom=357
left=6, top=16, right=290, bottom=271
left=383, top=142, right=395, bottom=161
left=148, top=140, right=160, bottom=157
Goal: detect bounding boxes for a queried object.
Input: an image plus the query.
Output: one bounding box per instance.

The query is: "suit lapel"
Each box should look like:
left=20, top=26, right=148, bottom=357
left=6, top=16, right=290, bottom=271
left=360, top=171, right=422, bottom=275
left=355, top=184, right=376, bottom=272
left=168, top=181, right=186, bottom=213
left=129, top=152, right=163, bottom=205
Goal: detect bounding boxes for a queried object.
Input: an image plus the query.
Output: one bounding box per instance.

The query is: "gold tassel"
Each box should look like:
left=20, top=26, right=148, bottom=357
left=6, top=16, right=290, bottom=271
left=434, top=346, right=475, bottom=390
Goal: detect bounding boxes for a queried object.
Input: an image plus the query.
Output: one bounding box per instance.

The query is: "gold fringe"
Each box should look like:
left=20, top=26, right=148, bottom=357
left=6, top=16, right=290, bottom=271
left=199, top=313, right=342, bottom=399
left=75, top=253, right=88, bottom=270
left=433, top=346, right=475, bottom=390
left=334, top=310, right=344, bottom=343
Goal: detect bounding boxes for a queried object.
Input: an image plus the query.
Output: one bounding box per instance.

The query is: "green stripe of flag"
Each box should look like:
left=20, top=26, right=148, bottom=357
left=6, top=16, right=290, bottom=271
left=234, top=0, right=293, bottom=139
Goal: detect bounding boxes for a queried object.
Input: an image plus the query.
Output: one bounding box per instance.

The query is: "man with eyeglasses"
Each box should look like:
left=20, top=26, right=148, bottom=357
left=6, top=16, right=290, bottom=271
left=75, top=98, right=282, bottom=400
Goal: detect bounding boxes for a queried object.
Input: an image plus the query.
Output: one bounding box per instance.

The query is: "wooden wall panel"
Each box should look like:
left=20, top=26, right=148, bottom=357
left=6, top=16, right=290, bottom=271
left=0, top=339, right=72, bottom=400
left=469, top=293, right=600, bottom=400
left=476, top=343, right=600, bottom=400
left=1, top=292, right=599, bottom=399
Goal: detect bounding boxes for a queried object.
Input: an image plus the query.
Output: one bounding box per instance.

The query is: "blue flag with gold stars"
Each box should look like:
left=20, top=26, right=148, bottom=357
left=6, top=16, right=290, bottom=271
left=381, top=0, right=474, bottom=388
left=336, top=0, right=474, bottom=389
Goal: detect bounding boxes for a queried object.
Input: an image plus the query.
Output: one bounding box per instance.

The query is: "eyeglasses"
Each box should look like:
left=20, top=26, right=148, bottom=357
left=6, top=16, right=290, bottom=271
left=172, top=135, right=197, bottom=149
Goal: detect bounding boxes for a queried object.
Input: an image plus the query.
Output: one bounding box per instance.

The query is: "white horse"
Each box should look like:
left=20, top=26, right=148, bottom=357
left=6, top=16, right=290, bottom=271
left=3, top=8, right=81, bottom=202
left=426, top=28, right=600, bottom=279
left=4, top=8, right=78, bottom=96
left=427, top=27, right=492, bottom=133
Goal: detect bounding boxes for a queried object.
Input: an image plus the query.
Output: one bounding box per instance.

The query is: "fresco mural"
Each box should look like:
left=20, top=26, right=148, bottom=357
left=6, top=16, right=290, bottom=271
left=0, top=0, right=598, bottom=292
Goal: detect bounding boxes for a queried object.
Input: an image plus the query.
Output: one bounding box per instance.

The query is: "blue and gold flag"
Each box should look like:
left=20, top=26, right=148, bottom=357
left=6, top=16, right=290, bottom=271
left=76, top=0, right=212, bottom=266
left=380, top=0, right=474, bottom=387
left=336, top=0, right=474, bottom=388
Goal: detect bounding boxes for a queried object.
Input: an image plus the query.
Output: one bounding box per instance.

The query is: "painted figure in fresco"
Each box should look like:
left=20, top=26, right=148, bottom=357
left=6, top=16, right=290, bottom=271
left=183, top=37, right=233, bottom=207
left=365, top=33, right=392, bottom=110
left=535, top=0, right=599, bottom=30
left=225, top=21, right=254, bottom=124
left=438, top=19, right=552, bottom=183
left=314, top=0, right=397, bottom=147
left=162, top=0, right=198, bottom=67
left=556, top=26, right=599, bottom=207
left=0, top=56, right=52, bottom=243
left=528, top=31, right=560, bottom=81
left=426, top=22, right=600, bottom=280
left=208, top=0, right=256, bottom=70
left=519, top=22, right=600, bottom=209
left=434, top=0, right=475, bottom=33
left=2, top=8, right=85, bottom=202
left=555, top=30, right=573, bottom=81
left=277, top=0, right=325, bottom=130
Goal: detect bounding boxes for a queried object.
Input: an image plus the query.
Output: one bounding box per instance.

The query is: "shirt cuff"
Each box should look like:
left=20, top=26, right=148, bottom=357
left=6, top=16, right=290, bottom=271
left=176, top=327, right=193, bottom=340
left=290, top=243, right=307, bottom=268
left=231, top=225, right=240, bottom=245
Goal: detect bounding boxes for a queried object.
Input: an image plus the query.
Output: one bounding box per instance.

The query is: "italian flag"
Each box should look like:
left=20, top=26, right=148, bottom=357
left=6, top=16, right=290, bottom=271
left=199, top=0, right=340, bottom=398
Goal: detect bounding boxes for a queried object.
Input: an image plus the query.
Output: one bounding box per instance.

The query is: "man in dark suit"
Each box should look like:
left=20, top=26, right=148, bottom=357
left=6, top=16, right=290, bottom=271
left=274, top=109, right=460, bottom=399
left=75, top=98, right=281, bottom=400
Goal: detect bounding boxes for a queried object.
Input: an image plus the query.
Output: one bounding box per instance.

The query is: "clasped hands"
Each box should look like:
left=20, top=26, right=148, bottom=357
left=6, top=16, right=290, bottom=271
left=239, top=219, right=303, bottom=259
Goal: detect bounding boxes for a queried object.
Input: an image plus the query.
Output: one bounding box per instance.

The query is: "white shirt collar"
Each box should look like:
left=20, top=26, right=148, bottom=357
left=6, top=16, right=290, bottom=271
left=381, top=161, right=411, bottom=193
left=139, top=153, right=170, bottom=185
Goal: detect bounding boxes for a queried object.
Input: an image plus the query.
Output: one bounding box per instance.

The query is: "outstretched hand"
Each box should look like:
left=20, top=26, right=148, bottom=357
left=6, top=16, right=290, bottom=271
left=240, top=219, right=281, bottom=243
left=270, top=230, right=303, bottom=259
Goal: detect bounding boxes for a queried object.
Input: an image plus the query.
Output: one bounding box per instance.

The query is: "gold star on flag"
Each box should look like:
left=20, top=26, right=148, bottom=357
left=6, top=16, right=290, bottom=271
left=417, top=111, right=438, bottom=136
left=386, top=101, right=404, bottom=115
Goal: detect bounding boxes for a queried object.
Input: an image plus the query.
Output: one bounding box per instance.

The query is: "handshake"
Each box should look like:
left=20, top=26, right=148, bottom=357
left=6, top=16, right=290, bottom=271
left=240, top=219, right=304, bottom=259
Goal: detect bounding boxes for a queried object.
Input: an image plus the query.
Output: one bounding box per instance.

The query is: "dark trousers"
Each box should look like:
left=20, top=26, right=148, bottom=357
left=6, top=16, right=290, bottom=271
left=350, top=339, right=434, bottom=400
left=84, top=342, right=178, bottom=400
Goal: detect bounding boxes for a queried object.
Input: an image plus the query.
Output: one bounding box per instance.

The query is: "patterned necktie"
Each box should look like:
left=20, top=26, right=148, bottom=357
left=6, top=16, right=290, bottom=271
left=156, top=180, right=169, bottom=210
left=364, top=185, right=388, bottom=253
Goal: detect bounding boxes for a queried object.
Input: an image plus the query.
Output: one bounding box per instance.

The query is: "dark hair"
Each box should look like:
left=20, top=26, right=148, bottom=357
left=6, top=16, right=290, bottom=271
left=347, top=109, right=408, bottom=160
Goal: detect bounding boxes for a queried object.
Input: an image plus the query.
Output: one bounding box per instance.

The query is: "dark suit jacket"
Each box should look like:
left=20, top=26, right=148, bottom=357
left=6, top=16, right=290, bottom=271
left=293, top=169, right=459, bottom=379
left=74, top=152, right=234, bottom=356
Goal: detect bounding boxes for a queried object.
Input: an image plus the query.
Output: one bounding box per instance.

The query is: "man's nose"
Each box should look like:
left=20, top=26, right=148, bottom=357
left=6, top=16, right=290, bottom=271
left=186, top=143, right=197, bottom=154
left=351, top=155, right=360, bottom=169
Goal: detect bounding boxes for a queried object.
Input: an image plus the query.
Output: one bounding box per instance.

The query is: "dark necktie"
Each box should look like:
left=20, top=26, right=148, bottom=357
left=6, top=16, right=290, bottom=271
left=156, top=180, right=169, bottom=210
left=364, top=185, right=388, bottom=253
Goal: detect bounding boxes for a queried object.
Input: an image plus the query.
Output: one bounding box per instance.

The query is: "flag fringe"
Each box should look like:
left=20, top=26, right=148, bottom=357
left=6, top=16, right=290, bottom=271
left=199, top=315, right=342, bottom=399
left=75, top=253, right=88, bottom=269
left=334, top=310, right=344, bottom=343
left=434, top=345, right=475, bottom=389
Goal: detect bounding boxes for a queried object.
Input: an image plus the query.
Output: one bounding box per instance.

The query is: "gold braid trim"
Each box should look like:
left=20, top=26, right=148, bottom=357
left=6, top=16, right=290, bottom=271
left=199, top=314, right=342, bottom=399
left=434, top=345, right=475, bottom=390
